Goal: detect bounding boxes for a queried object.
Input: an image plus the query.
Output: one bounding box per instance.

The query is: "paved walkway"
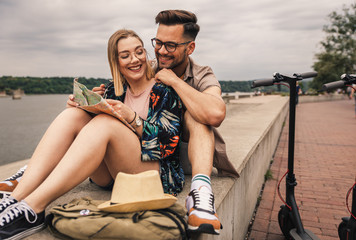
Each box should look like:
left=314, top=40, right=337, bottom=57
left=248, top=99, right=356, bottom=240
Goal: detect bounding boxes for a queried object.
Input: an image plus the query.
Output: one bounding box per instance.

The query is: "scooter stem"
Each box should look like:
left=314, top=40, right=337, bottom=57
left=288, top=79, right=296, bottom=174
left=352, top=180, right=356, bottom=216
left=286, top=79, right=309, bottom=237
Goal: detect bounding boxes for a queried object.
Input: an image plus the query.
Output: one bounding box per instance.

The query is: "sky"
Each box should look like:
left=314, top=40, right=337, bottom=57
left=0, top=0, right=355, bottom=81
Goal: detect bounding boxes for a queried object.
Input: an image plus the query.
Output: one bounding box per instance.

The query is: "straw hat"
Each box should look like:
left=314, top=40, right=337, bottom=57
left=97, top=170, right=177, bottom=213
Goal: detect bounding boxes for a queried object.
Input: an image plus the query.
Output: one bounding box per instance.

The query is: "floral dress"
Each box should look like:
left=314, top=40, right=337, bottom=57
left=104, top=82, right=184, bottom=195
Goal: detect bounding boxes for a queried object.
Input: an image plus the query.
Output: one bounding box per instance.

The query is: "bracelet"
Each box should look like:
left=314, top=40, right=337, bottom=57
left=128, top=112, right=136, bottom=124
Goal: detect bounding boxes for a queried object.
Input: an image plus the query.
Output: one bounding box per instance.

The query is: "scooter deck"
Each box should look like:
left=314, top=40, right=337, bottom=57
left=290, top=228, right=320, bottom=240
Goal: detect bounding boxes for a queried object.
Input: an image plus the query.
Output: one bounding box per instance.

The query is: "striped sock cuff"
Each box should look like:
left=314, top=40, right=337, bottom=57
left=192, top=174, right=211, bottom=185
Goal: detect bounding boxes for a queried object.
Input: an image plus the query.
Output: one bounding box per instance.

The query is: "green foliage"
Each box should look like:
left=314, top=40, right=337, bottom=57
left=264, top=169, right=273, bottom=181
left=219, top=80, right=253, bottom=92
left=0, top=76, right=110, bottom=94
left=311, top=3, right=356, bottom=90
left=0, top=76, right=307, bottom=95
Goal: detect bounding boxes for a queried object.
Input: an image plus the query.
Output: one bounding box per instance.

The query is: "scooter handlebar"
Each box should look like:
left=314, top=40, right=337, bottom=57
left=298, top=71, right=318, bottom=79
left=251, top=78, right=275, bottom=88
left=322, top=80, right=345, bottom=91
left=341, top=73, right=356, bottom=81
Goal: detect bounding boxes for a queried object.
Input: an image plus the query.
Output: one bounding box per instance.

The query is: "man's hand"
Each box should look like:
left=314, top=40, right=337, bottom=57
left=92, top=84, right=106, bottom=96
left=66, top=95, right=79, bottom=108
left=155, top=69, right=182, bottom=87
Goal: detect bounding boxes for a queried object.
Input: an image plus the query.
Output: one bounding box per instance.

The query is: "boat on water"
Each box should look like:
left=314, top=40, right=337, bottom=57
left=12, top=89, right=24, bottom=100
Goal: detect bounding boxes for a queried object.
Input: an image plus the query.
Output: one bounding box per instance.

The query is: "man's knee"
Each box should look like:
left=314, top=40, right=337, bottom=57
left=184, top=111, right=213, bottom=139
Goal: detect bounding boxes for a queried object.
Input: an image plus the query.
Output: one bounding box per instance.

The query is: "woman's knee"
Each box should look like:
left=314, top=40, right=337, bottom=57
left=88, top=114, right=129, bottom=134
left=56, top=108, right=92, bottom=131
left=91, top=114, right=118, bottom=126
left=60, top=108, right=92, bottom=121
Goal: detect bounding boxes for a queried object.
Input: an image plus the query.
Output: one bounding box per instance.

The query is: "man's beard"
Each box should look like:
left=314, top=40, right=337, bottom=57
left=157, top=49, right=187, bottom=70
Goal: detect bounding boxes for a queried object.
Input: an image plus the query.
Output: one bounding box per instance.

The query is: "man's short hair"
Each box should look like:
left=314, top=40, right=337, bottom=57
left=155, top=10, right=200, bottom=40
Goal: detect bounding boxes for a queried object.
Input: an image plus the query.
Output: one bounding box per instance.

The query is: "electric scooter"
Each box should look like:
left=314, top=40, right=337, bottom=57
left=322, top=73, right=356, bottom=92
left=337, top=179, right=356, bottom=240
left=322, top=74, right=356, bottom=240
left=251, top=72, right=320, bottom=240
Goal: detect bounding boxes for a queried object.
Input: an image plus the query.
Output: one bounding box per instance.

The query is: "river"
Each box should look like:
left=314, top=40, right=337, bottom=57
left=0, top=94, right=68, bottom=165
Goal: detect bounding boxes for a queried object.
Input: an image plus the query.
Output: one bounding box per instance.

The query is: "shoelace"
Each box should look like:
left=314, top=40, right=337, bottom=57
left=5, top=165, right=27, bottom=181
left=0, top=201, right=37, bottom=226
left=0, top=197, right=16, bottom=212
left=190, top=189, right=215, bottom=213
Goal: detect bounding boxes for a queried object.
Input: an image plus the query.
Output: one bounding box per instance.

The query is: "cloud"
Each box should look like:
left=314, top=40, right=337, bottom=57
left=0, top=0, right=354, bottom=80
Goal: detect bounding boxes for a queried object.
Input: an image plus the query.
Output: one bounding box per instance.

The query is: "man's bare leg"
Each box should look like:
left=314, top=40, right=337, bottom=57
left=184, top=111, right=222, bottom=235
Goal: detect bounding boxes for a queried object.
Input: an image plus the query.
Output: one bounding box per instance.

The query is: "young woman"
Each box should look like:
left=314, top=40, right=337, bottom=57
left=0, top=29, right=184, bottom=239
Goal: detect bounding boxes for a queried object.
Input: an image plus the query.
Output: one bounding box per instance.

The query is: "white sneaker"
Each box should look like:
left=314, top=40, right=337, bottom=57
left=185, top=186, right=222, bottom=235
left=0, top=165, right=27, bottom=199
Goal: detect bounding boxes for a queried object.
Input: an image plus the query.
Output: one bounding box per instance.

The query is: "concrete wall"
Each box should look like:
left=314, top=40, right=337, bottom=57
left=199, top=96, right=289, bottom=240
left=234, top=98, right=288, bottom=240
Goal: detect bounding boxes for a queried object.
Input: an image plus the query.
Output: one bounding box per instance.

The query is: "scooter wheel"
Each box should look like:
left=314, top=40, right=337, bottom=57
left=338, top=219, right=356, bottom=240
left=278, top=205, right=294, bottom=239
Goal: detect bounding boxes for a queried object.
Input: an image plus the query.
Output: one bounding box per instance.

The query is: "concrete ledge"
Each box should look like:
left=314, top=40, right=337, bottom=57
left=209, top=95, right=289, bottom=240
left=0, top=95, right=289, bottom=240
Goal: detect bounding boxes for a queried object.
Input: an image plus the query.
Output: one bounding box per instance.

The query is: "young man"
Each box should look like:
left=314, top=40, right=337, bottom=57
left=153, top=9, right=238, bottom=235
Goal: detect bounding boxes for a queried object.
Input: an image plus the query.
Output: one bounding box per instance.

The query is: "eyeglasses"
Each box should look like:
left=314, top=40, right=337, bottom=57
left=151, top=38, right=192, bottom=53
left=118, top=47, right=146, bottom=61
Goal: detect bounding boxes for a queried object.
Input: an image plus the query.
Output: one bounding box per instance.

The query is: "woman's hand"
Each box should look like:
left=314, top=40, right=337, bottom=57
left=92, top=84, right=106, bottom=96
left=66, top=95, right=79, bottom=108
left=106, top=99, right=136, bottom=123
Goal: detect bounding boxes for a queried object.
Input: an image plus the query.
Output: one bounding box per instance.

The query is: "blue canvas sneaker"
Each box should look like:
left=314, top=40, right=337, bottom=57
left=0, top=200, right=45, bottom=240
left=0, top=196, right=17, bottom=215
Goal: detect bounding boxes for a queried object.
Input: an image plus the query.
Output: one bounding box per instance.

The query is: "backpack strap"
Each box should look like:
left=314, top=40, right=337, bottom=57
left=155, top=208, right=189, bottom=240
left=131, top=208, right=189, bottom=240
left=132, top=211, right=147, bottom=223
left=159, top=208, right=189, bottom=234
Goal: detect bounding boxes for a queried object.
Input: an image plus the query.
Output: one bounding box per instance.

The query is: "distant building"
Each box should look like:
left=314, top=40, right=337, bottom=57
left=12, top=89, right=24, bottom=100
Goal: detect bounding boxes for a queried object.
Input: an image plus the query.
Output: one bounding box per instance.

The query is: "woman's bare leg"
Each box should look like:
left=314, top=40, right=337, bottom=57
left=12, top=108, right=92, bottom=200
left=22, top=114, right=159, bottom=213
left=89, top=161, right=113, bottom=187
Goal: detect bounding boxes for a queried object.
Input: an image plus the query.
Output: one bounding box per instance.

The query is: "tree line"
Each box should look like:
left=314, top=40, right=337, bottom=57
left=0, top=76, right=297, bottom=95
left=0, top=76, right=109, bottom=95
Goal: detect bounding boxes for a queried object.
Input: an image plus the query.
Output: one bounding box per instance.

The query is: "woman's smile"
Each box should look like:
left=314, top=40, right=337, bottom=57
left=128, top=64, right=142, bottom=72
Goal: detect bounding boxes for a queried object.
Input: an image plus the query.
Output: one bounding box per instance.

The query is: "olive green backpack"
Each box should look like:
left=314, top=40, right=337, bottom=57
left=46, top=197, right=189, bottom=240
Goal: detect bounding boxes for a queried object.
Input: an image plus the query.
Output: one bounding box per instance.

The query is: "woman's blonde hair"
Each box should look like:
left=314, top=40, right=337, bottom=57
left=107, top=29, right=155, bottom=96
